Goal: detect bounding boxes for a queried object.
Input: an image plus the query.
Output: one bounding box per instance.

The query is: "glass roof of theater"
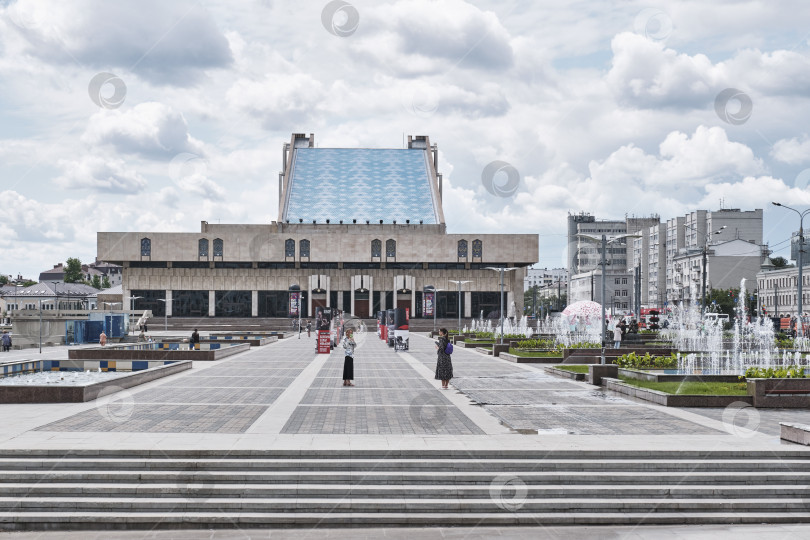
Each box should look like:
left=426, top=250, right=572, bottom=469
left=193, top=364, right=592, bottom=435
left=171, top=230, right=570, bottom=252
left=284, top=148, right=439, bottom=224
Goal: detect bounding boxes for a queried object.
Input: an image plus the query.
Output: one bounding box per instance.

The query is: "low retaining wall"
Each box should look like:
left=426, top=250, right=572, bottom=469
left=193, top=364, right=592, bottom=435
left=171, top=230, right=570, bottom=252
left=543, top=366, right=586, bottom=381
left=618, top=369, right=742, bottom=384
left=500, top=353, right=563, bottom=364
left=202, top=336, right=277, bottom=346
left=602, top=378, right=754, bottom=407
left=589, top=364, right=618, bottom=385
left=747, top=378, right=810, bottom=408
left=780, top=422, right=810, bottom=445
left=0, top=361, right=191, bottom=403
left=68, top=343, right=250, bottom=361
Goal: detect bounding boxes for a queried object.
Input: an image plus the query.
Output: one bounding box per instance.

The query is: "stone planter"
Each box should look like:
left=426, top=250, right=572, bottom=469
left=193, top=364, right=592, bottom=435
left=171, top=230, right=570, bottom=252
left=747, top=378, right=810, bottom=408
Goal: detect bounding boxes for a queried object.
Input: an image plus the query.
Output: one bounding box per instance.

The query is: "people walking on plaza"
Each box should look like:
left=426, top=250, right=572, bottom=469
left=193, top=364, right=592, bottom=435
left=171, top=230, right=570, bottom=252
left=190, top=328, right=200, bottom=349
left=435, top=328, right=453, bottom=389
left=99, top=331, right=107, bottom=347
left=613, top=321, right=622, bottom=349
left=342, top=328, right=355, bottom=387
left=306, top=320, right=312, bottom=337
left=1, top=331, right=11, bottom=352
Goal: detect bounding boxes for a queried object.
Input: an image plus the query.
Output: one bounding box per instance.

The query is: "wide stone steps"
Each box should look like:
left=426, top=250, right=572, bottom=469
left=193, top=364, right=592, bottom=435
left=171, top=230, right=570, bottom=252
left=3, top=483, right=809, bottom=499
left=3, top=511, right=810, bottom=528
left=2, top=451, right=810, bottom=529
left=3, top=496, right=810, bottom=512
left=2, top=458, right=808, bottom=472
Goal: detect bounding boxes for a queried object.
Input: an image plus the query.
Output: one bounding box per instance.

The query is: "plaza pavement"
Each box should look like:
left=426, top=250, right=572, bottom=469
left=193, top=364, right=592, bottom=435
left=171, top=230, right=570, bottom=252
left=0, top=328, right=805, bottom=453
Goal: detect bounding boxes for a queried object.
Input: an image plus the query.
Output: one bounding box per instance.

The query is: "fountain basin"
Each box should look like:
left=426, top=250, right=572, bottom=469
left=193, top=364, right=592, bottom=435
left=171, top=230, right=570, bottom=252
left=0, top=361, right=190, bottom=403
left=68, top=342, right=249, bottom=361
left=621, top=369, right=743, bottom=383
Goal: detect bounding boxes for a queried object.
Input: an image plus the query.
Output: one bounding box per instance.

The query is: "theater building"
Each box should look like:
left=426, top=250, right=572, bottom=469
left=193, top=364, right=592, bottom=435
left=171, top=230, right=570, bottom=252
left=97, top=134, right=538, bottom=320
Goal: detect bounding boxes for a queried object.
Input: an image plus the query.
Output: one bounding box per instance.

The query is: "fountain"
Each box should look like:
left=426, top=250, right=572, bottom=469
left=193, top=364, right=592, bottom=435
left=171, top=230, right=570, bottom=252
left=664, top=278, right=810, bottom=374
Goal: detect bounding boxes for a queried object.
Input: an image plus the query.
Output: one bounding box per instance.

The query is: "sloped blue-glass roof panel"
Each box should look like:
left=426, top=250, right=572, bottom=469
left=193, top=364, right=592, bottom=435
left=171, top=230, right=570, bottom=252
left=285, top=148, right=437, bottom=224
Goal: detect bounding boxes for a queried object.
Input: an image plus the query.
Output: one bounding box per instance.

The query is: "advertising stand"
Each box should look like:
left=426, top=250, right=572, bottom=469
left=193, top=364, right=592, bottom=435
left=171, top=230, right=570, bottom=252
left=393, top=307, right=409, bottom=350
left=386, top=309, right=395, bottom=347
left=315, top=307, right=332, bottom=354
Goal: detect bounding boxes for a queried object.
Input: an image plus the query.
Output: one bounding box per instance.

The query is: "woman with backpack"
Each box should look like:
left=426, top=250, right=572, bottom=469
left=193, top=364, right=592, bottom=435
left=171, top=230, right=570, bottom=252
left=434, top=328, right=453, bottom=389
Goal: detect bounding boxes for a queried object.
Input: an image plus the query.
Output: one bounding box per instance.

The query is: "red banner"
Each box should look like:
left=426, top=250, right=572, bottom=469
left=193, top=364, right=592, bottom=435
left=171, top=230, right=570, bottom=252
left=317, top=330, right=331, bottom=354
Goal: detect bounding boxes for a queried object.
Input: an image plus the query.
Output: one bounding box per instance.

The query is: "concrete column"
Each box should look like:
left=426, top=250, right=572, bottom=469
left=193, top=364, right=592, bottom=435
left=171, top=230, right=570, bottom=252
left=208, top=290, right=215, bottom=317
left=369, top=276, right=374, bottom=315
left=326, top=275, right=331, bottom=308
left=308, top=275, right=313, bottom=316
left=166, top=290, right=173, bottom=317
left=251, top=290, right=258, bottom=317
left=464, top=291, right=472, bottom=318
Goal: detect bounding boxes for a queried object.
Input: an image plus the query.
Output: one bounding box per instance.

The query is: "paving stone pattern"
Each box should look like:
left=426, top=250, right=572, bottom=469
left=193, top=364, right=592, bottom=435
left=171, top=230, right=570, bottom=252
left=36, top=338, right=314, bottom=434
left=282, top=334, right=484, bottom=435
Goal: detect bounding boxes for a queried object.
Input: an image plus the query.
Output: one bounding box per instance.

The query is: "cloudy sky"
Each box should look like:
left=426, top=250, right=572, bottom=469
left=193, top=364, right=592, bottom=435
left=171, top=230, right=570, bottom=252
left=2, top=0, right=810, bottom=279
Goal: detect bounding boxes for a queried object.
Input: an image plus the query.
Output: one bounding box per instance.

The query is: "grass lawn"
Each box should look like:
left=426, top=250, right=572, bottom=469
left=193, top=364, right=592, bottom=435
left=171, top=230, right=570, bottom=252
left=553, top=365, right=590, bottom=374
left=508, top=349, right=563, bottom=358
left=617, top=376, right=748, bottom=396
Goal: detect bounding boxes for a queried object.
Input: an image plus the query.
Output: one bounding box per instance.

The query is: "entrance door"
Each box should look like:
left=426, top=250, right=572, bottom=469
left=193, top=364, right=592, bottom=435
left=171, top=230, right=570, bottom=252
left=396, top=296, right=411, bottom=310
left=354, top=300, right=369, bottom=318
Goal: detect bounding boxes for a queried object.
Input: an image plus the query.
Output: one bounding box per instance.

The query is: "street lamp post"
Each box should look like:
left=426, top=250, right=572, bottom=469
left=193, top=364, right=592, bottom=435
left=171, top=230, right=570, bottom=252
left=485, top=267, right=519, bottom=344
left=448, top=280, right=471, bottom=335
left=156, top=299, right=168, bottom=332
left=425, top=287, right=443, bottom=333
left=126, top=295, right=142, bottom=334
left=772, top=202, right=810, bottom=337
left=684, top=223, right=727, bottom=314
left=576, top=233, right=640, bottom=364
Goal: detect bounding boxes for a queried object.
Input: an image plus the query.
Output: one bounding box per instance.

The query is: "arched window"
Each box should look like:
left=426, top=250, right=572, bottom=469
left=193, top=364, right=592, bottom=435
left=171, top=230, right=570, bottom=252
left=198, top=239, right=209, bottom=257
left=386, top=239, right=396, bottom=258
left=371, top=239, right=381, bottom=258
left=300, top=239, right=310, bottom=258
left=285, top=239, right=295, bottom=258
left=472, top=239, right=483, bottom=259
left=213, top=238, right=223, bottom=257
left=140, top=238, right=151, bottom=257
left=458, top=240, right=468, bottom=259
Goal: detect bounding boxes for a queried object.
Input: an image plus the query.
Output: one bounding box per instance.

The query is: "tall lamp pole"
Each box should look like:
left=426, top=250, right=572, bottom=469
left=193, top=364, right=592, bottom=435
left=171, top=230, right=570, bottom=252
left=485, top=267, right=519, bottom=344
left=684, top=223, right=726, bottom=314
left=448, top=280, right=471, bottom=335
left=772, top=202, right=810, bottom=337
left=577, top=233, right=640, bottom=364
left=425, top=287, right=443, bottom=333
left=156, top=299, right=168, bottom=332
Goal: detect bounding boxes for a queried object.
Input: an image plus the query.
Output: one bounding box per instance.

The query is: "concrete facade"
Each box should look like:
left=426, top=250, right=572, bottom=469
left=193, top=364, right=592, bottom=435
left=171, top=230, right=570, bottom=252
left=757, top=265, right=810, bottom=318
left=97, top=134, right=538, bottom=320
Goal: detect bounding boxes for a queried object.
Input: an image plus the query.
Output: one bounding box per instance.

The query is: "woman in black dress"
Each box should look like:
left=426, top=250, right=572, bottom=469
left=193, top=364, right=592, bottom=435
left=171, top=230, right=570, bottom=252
left=342, top=329, right=355, bottom=387
left=435, top=328, right=453, bottom=389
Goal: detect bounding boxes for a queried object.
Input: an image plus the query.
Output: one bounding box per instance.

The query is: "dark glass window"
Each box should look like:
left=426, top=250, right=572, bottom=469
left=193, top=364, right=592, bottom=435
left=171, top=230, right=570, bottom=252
left=257, top=291, right=290, bottom=317
left=472, top=239, right=483, bottom=259
left=285, top=239, right=295, bottom=258
left=435, top=291, right=462, bottom=318
left=213, top=238, right=223, bottom=257
left=173, top=261, right=210, bottom=269
left=300, top=262, right=338, bottom=269
left=386, top=239, right=396, bottom=258
left=140, top=238, right=151, bottom=256
left=198, top=239, right=209, bottom=257
left=300, top=239, right=310, bottom=258
left=471, top=292, right=501, bottom=319
left=427, top=263, right=465, bottom=270
left=214, top=262, right=252, bottom=269
left=129, top=261, right=167, bottom=268
left=387, top=262, right=421, bottom=270
left=371, top=239, right=381, bottom=258
left=344, top=262, right=380, bottom=270
left=215, top=290, right=251, bottom=317
left=173, top=290, right=209, bottom=317
left=458, top=240, right=468, bottom=258
left=131, top=290, right=166, bottom=317
left=257, top=262, right=296, bottom=269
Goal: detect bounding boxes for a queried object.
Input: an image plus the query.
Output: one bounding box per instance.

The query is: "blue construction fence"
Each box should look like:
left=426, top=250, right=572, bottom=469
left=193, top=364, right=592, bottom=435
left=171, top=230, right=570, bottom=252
left=65, top=313, right=128, bottom=344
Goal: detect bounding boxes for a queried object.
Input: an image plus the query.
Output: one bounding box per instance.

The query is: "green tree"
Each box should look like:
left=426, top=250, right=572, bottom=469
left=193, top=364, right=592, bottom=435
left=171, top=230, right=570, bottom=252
left=91, top=275, right=101, bottom=289
left=0, top=275, right=8, bottom=285
left=22, top=280, right=36, bottom=287
left=63, top=258, right=82, bottom=283
left=707, top=287, right=739, bottom=318
left=101, top=276, right=111, bottom=289
left=770, top=256, right=789, bottom=268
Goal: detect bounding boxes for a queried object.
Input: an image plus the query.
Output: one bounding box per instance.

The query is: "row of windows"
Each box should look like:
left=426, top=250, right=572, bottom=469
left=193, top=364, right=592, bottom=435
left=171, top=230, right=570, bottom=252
left=141, top=237, right=486, bottom=261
